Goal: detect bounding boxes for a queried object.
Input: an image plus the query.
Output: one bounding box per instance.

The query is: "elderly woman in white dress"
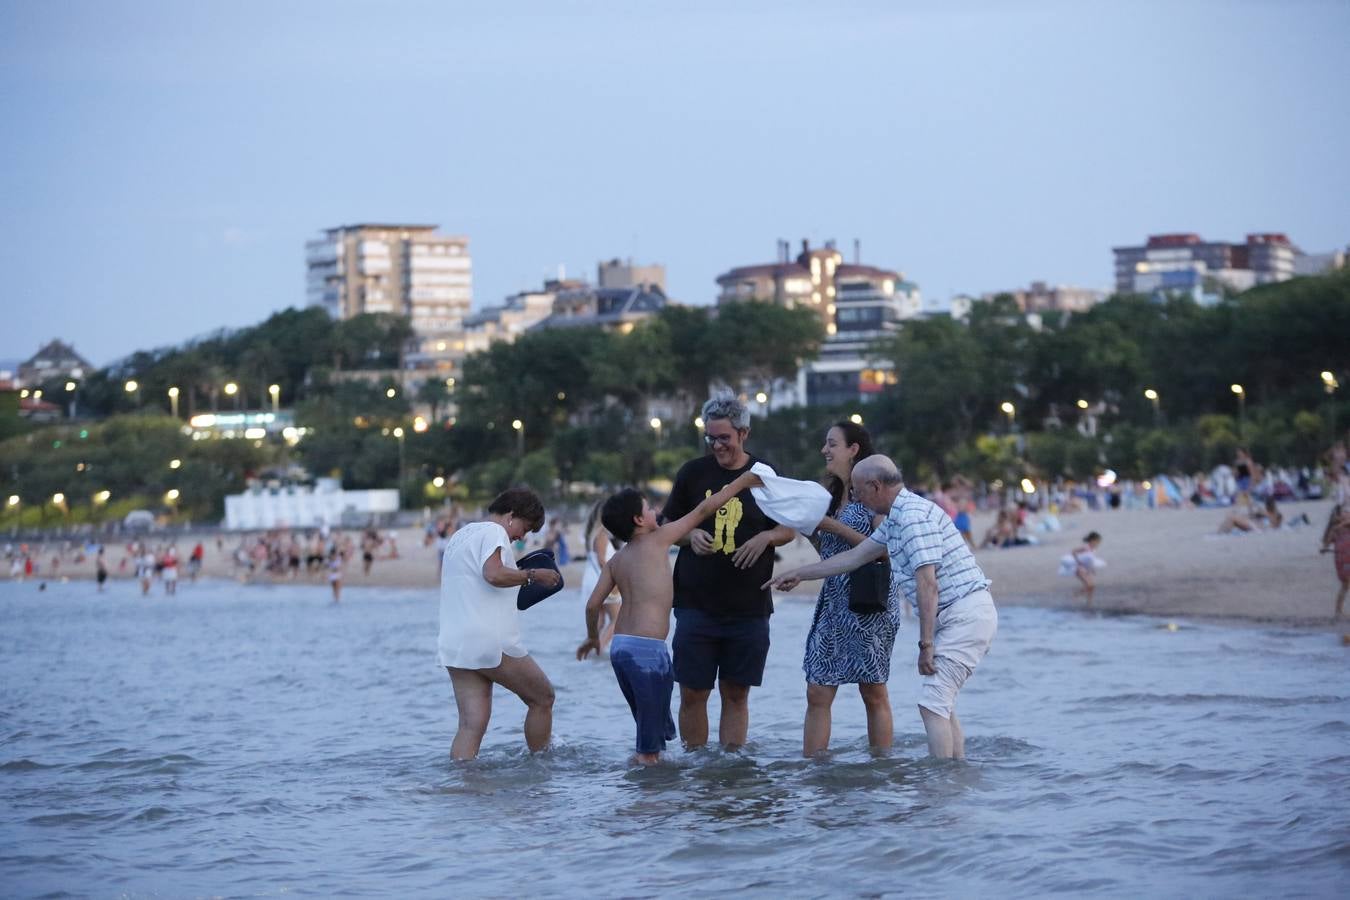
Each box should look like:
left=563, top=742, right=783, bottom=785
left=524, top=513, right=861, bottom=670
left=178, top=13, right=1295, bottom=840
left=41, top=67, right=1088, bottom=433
left=439, top=488, right=561, bottom=760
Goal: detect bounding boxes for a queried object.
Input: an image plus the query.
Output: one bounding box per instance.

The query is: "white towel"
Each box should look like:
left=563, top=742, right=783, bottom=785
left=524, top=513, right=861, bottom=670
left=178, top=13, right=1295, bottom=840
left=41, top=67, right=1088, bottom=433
left=748, top=462, right=832, bottom=534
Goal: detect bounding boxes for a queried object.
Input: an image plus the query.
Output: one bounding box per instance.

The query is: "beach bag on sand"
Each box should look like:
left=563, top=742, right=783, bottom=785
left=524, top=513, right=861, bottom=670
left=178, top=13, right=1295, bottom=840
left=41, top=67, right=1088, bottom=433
left=516, top=550, right=565, bottom=611
left=848, top=559, right=891, bottom=615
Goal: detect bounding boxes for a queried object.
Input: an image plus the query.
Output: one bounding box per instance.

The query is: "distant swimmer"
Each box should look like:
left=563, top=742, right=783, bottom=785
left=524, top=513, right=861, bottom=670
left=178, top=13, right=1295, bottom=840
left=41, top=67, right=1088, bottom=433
left=1059, top=532, right=1105, bottom=606
left=1321, top=504, right=1349, bottom=620
left=768, top=455, right=997, bottom=760
left=577, top=470, right=761, bottom=765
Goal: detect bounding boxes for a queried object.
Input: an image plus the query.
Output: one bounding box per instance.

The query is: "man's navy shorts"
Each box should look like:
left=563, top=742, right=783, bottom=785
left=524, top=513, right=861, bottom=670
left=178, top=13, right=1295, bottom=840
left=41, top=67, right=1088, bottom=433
left=671, top=607, right=771, bottom=690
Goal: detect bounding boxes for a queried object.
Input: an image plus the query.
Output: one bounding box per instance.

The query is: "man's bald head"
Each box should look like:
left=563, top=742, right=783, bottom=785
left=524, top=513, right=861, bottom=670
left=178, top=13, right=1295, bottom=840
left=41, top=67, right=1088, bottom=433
left=851, top=455, right=905, bottom=513
left=852, top=454, right=903, bottom=487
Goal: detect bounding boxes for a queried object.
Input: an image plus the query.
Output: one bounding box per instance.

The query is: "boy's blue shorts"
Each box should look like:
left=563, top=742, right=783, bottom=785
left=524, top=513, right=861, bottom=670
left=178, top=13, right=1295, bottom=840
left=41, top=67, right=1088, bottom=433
left=609, top=634, right=677, bottom=754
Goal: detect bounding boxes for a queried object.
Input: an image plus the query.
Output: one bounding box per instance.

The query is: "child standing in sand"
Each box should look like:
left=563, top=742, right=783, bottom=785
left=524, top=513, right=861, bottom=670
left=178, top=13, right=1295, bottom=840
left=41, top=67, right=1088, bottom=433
left=1321, top=505, right=1349, bottom=619
left=1060, top=531, right=1105, bottom=606
left=575, top=470, right=761, bottom=765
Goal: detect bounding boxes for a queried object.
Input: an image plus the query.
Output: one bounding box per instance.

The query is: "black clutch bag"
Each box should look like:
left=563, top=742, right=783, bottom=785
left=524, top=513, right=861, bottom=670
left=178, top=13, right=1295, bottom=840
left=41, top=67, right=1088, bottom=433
left=516, top=549, right=565, bottom=611
left=848, top=559, right=890, bottom=615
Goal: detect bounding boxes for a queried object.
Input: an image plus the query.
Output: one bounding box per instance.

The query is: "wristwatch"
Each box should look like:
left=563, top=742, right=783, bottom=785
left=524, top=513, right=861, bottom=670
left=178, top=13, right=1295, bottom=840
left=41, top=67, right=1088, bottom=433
left=918, top=640, right=933, bottom=649
left=524, top=570, right=534, bottom=586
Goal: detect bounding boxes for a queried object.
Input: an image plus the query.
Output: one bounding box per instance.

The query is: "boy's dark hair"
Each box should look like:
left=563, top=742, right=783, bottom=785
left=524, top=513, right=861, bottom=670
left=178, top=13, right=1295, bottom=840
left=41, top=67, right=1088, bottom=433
left=487, top=487, right=546, bottom=532
left=1084, top=531, right=1101, bottom=543
left=601, top=488, right=645, bottom=542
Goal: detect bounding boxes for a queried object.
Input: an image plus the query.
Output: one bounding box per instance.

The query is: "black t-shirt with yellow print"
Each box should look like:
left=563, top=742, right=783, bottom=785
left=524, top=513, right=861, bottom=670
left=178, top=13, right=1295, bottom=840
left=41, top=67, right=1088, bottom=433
left=661, top=453, right=779, bottom=618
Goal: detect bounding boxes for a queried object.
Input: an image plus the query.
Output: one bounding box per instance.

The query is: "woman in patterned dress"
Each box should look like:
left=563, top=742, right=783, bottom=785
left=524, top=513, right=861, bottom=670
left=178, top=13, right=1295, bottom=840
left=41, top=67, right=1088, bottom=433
left=802, top=422, right=902, bottom=756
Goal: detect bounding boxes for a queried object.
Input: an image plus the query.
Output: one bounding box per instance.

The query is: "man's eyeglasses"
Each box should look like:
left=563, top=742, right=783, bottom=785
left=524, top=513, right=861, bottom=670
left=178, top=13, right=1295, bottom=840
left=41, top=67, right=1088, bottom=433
left=703, top=433, right=737, bottom=447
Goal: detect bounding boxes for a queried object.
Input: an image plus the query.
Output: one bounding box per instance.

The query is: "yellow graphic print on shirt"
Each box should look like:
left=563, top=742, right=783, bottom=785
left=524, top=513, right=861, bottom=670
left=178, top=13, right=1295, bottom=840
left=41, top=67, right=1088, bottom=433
left=705, top=489, right=744, bottom=554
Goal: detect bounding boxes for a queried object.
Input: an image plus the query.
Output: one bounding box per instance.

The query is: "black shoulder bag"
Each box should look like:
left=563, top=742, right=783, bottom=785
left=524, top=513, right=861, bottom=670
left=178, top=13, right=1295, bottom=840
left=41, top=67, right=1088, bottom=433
left=848, top=559, right=890, bottom=615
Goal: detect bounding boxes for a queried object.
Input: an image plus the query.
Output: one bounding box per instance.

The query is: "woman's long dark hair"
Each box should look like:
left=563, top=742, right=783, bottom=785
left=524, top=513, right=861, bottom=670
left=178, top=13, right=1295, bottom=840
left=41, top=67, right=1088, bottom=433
left=824, top=421, right=875, bottom=515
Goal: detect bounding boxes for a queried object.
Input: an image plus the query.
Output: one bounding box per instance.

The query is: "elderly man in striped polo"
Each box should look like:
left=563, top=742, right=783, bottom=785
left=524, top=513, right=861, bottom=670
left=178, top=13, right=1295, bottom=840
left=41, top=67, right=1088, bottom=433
left=766, top=455, right=998, bottom=758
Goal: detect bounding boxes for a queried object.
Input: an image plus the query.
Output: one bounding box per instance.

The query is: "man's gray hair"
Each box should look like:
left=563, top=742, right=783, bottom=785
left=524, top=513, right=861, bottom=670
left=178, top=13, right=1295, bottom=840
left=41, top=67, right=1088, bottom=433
left=701, top=395, right=750, bottom=430
left=853, top=454, right=904, bottom=486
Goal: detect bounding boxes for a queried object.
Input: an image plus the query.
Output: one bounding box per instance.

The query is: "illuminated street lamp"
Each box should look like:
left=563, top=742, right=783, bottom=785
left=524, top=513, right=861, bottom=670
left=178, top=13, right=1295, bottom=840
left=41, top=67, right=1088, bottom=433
left=1000, top=401, right=1016, bottom=432
left=169, top=458, right=182, bottom=470
left=124, top=379, right=140, bottom=406
left=754, top=391, right=769, bottom=405
left=849, top=413, right=864, bottom=425
left=392, top=426, right=407, bottom=500
left=1321, top=370, right=1340, bottom=435
left=650, top=416, right=663, bottom=446
left=511, top=418, right=524, bottom=456
left=268, top=383, right=280, bottom=412
left=167, top=386, right=180, bottom=419
left=224, top=381, right=239, bottom=410
left=386, top=387, right=397, bottom=399
left=1143, top=388, right=1160, bottom=424
left=1231, top=383, right=1245, bottom=437
left=65, top=380, right=78, bottom=418
left=1076, top=399, right=1089, bottom=410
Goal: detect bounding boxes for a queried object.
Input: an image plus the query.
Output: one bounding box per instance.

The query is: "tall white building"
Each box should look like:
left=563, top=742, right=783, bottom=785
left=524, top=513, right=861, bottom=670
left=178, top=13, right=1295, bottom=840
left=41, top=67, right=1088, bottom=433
left=305, top=224, right=472, bottom=374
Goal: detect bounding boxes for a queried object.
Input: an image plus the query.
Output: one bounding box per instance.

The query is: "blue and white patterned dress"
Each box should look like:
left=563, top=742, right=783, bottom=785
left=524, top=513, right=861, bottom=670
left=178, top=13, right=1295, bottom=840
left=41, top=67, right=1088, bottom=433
left=803, top=501, right=902, bottom=685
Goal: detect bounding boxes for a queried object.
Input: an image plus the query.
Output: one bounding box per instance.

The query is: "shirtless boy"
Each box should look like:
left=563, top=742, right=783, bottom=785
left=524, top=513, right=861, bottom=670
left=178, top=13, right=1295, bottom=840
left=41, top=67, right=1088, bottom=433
left=576, top=470, right=762, bottom=765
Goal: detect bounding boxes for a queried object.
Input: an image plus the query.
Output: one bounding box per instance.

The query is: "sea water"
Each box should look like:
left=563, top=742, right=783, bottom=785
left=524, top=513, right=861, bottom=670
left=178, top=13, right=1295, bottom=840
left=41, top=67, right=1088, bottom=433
left=1, top=578, right=1347, bottom=898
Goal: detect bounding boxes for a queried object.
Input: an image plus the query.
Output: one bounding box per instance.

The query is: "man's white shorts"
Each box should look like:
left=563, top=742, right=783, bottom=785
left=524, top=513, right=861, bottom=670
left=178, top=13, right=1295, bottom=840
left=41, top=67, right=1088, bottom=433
left=920, top=589, right=997, bottom=719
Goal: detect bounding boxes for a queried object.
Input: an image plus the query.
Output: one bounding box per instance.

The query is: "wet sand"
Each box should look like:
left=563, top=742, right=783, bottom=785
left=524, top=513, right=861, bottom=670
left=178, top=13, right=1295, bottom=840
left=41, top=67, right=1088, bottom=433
left=19, top=499, right=1344, bottom=627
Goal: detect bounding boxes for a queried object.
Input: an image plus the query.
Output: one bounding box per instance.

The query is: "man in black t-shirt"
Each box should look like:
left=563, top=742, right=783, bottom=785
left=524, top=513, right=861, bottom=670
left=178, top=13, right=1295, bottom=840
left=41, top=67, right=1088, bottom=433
left=660, top=396, right=797, bottom=750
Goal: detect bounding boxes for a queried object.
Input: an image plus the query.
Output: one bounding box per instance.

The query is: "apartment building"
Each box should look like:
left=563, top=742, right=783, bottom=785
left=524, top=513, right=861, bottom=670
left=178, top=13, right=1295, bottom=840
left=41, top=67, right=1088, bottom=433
left=305, top=223, right=472, bottom=373
left=715, top=239, right=918, bottom=406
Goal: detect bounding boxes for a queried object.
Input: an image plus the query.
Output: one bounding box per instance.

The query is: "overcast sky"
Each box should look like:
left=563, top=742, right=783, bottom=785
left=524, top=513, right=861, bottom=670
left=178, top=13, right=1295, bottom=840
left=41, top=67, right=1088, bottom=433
left=2, top=0, right=1347, bottom=366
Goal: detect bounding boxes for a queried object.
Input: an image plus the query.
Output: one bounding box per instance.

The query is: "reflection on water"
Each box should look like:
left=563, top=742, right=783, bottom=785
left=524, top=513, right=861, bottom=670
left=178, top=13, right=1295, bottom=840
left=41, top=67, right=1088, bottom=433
left=1, top=579, right=1347, bottom=897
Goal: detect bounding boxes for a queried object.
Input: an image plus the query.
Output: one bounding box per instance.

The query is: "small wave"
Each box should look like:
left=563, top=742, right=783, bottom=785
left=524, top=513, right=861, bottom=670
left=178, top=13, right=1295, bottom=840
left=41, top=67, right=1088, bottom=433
left=0, top=758, right=58, bottom=772
left=1072, top=692, right=1345, bottom=708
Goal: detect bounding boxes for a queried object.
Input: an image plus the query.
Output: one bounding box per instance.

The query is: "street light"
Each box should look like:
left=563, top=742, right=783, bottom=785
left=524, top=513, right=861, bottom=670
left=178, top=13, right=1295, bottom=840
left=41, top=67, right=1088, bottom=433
left=1076, top=399, right=1089, bottom=410
left=1144, top=388, right=1160, bottom=424
left=1231, top=383, right=1245, bottom=437
left=1000, top=401, right=1016, bottom=431
left=1321, top=370, right=1339, bottom=436
left=124, top=379, right=140, bottom=406
left=849, top=413, right=864, bottom=425
left=386, top=387, right=397, bottom=399
left=650, top=416, right=663, bottom=446
left=754, top=391, right=768, bottom=405
left=169, top=458, right=182, bottom=470
left=392, top=427, right=406, bottom=502
left=224, top=382, right=239, bottom=410
left=65, top=380, right=78, bottom=418
left=511, top=418, right=524, bottom=456
left=268, top=383, right=280, bottom=412
left=168, top=386, right=180, bottom=418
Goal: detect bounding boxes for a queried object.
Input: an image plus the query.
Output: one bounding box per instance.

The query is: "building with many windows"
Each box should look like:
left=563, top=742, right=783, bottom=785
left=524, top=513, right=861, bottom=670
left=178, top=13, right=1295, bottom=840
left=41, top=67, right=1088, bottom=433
left=980, top=281, right=1106, bottom=315
left=715, top=240, right=919, bottom=407
left=1112, top=233, right=1302, bottom=302
left=305, top=224, right=472, bottom=375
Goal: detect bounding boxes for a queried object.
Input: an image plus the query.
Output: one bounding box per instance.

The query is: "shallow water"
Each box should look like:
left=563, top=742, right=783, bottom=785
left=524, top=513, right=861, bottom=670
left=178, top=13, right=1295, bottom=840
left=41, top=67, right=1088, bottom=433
left=1, top=578, right=1347, bottom=898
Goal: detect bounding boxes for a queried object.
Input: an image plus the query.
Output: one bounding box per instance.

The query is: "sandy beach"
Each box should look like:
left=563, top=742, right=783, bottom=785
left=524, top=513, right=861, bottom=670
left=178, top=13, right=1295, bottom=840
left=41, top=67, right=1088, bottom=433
left=19, top=498, right=1344, bottom=628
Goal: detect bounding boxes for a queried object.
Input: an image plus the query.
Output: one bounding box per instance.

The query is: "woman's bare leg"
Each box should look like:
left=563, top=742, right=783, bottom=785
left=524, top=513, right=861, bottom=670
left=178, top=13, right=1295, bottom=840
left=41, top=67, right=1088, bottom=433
left=858, top=682, right=893, bottom=750
left=447, top=667, right=493, bottom=760
left=486, top=654, right=555, bottom=753
left=803, top=682, right=837, bottom=756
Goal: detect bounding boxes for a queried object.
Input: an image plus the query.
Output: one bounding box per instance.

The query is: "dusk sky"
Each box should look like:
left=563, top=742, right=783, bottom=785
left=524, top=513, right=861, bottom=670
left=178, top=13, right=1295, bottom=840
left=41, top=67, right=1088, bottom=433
left=2, top=0, right=1347, bottom=366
